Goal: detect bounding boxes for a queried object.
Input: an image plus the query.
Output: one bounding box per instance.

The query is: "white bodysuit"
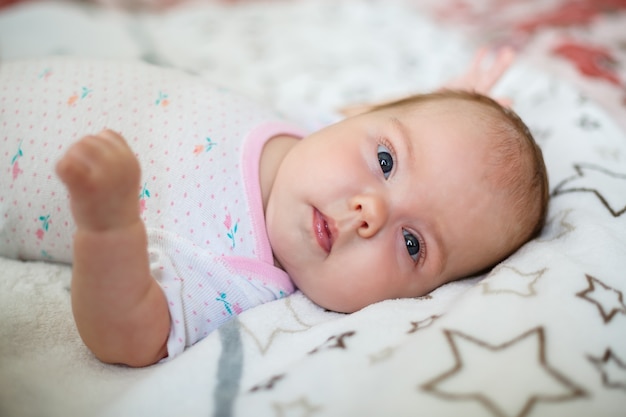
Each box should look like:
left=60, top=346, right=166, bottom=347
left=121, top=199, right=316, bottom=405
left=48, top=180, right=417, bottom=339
left=0, top=59, right=305, bottom=358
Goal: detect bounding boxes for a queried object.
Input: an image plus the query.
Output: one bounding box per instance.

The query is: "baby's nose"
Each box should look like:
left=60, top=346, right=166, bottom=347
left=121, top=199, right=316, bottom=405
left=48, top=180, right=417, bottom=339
left=350, top=193, right=388, bottom=239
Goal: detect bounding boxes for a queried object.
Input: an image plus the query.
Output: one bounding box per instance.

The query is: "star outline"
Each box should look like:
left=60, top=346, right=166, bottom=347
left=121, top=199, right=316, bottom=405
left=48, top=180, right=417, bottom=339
left=240, top=297, right=313, bottom=355
left=576, top=274, right=626, bottom=324
left=551, top=163, right=626, bottom=217
left=482, top=266, right=547, bottom=297
left=587, top=348, right=626, bottom=391
left=420, top=327, right=586, bottom=417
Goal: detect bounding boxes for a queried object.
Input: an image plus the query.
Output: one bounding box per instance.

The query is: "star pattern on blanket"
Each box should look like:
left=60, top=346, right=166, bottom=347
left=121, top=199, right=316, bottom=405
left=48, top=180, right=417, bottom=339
left=538, top=209, right=575, bottom=242
left=369, top=315, right=443, bottom=365
left=240, top=297, right=313, bottom=355
left=272, top=396, right=322, bottom=417
left=369, top=347, right=396, bottom=365
left=421, top=327, right=586, bottom=417
left=407, top=315, right=441, bottom=334
left=551, top=163, right=626, bottom=217
left=576, top=274, right=626, bottom=324
left=249, top=374, right=286, bottom=393
left=577, top=114, right=601, bottom=130
left=482, top=266, right=547, bottom=297
left=309, top=331, right=355, bottom=355
left=588, top=349, right=626, bottom=391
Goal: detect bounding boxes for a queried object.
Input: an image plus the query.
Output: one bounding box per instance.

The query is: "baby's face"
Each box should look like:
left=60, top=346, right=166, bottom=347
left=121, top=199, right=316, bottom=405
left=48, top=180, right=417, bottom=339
left=265, top=100, right=516, bottom=313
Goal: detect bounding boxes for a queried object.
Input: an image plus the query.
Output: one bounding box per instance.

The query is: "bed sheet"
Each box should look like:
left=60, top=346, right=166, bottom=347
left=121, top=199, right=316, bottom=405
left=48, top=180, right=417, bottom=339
left=410, top=0, right=626, bottom=134
left=0, top=1, right=625, bottom=417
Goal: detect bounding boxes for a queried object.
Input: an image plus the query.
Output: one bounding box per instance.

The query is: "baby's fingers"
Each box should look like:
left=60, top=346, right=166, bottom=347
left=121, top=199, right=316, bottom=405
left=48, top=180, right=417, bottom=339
left=476, top=47, right=516, bottom=93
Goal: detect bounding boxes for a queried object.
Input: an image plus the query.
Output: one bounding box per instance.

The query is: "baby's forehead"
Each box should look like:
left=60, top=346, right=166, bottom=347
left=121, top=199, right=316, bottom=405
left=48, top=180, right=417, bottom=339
left=407, top=98, right=529, bottom=182
left=396, top=98, right=508, bottom=143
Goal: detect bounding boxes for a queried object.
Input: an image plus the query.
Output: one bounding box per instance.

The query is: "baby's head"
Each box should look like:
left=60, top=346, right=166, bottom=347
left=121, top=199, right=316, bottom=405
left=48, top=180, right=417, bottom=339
left=265, top=90, right=548, bottom=313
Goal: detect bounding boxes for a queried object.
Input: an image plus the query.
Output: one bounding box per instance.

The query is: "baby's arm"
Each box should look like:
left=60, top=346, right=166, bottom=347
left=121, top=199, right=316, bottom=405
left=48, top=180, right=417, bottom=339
left=442, top=46, right=515, bottom=101
left=56, top=130, right=170, bottom=367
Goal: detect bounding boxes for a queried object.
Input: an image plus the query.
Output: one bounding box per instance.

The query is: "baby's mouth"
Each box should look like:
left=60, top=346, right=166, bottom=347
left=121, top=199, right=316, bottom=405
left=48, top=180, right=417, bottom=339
left=313, top=208, right=334, bottom=254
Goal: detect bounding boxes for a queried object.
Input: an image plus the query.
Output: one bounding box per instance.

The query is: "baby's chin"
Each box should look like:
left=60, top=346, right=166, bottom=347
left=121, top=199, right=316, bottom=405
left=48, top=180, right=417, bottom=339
left=309, top=295, right=363, bottom=314
left=292, top=278, right=380, bottom=315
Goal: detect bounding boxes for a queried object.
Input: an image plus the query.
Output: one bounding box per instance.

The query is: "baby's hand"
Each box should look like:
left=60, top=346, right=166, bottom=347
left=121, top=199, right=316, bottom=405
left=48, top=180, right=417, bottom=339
left=56, top=130, right=142, bottom=231
left=444, top=47, right=516, bottom=105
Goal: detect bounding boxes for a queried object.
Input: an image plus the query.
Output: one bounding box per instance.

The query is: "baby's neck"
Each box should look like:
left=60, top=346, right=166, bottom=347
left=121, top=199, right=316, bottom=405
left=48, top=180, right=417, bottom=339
left=259, top=135, right=299, bottom=211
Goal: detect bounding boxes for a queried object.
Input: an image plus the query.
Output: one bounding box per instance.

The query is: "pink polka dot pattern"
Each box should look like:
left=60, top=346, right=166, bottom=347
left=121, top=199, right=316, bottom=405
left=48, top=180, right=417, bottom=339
left=0, top=59, right=303, bottom=359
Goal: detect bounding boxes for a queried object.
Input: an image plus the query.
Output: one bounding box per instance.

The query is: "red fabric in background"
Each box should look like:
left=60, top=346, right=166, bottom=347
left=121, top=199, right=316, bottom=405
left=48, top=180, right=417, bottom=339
left=410, top=0, right=626, bottom=132
left=0, top=0, right=29, bottom=9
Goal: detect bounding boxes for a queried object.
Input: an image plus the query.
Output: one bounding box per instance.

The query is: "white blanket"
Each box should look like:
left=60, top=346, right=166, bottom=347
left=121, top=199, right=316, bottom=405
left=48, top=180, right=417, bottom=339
left=1, top=1, right=625, bottom=416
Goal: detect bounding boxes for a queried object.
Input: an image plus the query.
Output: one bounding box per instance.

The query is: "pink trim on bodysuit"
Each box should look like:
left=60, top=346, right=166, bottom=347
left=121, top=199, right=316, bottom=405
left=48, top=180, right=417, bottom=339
left=233, top=121, right=306, bottom=291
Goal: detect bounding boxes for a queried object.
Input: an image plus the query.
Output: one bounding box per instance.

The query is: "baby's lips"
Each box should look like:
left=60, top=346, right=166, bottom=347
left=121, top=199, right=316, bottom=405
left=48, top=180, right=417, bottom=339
left=313, top=208, right=334, bottom=253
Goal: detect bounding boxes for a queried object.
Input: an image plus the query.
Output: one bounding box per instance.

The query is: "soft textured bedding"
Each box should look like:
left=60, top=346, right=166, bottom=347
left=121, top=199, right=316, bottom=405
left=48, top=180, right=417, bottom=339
left=1, top=1, right=625, bottom=417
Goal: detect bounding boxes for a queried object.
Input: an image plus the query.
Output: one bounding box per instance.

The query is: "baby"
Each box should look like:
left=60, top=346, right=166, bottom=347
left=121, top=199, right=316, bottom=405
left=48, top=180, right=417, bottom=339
left=0, top=50, right=548, bottom=367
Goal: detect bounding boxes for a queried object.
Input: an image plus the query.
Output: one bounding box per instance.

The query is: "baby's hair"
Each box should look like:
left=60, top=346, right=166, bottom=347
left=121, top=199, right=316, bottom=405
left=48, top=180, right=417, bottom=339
left=370, top=89, right=549, bottom=255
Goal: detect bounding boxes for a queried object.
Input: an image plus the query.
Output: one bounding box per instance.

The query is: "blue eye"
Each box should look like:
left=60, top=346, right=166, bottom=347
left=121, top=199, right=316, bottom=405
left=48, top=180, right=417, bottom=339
left=403, top=229, right=421, bottom=261
left=377, top=144, right=393, bottom=179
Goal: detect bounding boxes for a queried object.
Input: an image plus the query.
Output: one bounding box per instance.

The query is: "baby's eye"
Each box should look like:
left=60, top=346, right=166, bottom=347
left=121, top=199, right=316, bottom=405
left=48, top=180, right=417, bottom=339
left=402, top=229, right=421, bottom=261
left=377, top=144, right=393, bottom=179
